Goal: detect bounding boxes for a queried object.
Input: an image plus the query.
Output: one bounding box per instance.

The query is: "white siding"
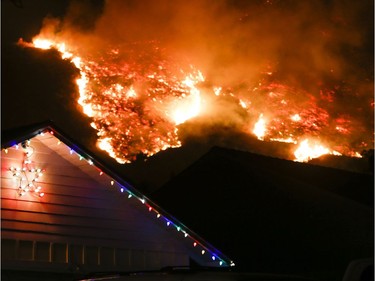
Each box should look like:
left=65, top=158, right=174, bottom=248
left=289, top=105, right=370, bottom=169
left=1, top=134, right=189, bottom=273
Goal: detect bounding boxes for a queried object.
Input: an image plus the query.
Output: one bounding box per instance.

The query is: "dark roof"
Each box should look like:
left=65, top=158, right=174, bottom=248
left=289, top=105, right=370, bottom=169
left=151, top=146, right=374, bottom=280
left=1, top=120, right=54, bottom=148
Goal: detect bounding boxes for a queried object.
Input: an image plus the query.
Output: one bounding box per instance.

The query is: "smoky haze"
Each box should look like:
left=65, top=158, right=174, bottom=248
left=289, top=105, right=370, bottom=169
left=43, top=0, right=373, bottom=84
left=2, top=0, right=373, bottom=192
left=85, top=0, right=374, bottom=83
left=33, top=0, right=373, bottom=159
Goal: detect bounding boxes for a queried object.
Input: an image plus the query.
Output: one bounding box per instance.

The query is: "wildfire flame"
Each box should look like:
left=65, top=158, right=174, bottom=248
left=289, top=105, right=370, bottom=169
left=294, top=139, right=331, bottom=162
left=24, top=36, right=208, bottom=163
left=21, top=34, right=369, bottom=164
left=253, top=114, right=267, bottom=141
left=168, top=73, right=203, bottom=125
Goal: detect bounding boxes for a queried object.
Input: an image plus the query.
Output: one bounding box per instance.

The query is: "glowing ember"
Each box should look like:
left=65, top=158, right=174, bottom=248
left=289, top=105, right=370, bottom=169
left=126, top=86, right=137, bottom=99
left=348, top=151, right=363, bottom=158
left=290, top=114, right=301, bottom=122
left=168, top=73, right=203, bottom=125
left=294, top=139, right=330, bottom=162
left=20, top=30, right=370, bottom=164
left=253, top=114, right=267, bottom=141
left=97, top=137, right=126, bottom=163
left=24, top=36, right=207, bottom=163
left=33, top=38, right=53, bottom=49
left=239, top=99, right=248, bottom=109
left=213, top=87, right=222, bottom=96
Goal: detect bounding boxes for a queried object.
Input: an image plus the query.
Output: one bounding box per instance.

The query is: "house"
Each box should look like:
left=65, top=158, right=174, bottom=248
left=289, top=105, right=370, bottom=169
left=151, top=146, right=374, bottom=281
left=1, top=121, right=234, bottom=280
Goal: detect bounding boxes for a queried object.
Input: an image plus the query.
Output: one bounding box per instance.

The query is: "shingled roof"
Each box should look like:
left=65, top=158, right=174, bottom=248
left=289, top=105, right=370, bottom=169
left=151, top=146, right=374, bottom=281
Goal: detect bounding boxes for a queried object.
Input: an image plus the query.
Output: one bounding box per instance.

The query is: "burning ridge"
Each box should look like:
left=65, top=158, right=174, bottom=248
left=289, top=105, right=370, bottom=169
left=18, top=35, right=371, bottom=164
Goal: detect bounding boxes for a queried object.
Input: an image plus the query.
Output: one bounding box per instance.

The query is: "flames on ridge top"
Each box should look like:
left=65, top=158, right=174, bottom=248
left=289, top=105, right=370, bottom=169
left=27, top=37, right=205, bottom=163
left=20, top=34, right=370, bottom=164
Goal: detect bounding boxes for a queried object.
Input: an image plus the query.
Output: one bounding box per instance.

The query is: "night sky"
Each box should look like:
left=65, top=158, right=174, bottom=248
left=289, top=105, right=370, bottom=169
left=2, top=0, right=374, bottom=192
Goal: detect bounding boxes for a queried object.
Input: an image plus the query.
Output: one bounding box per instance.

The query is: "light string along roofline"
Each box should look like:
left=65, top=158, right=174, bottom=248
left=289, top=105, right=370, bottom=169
left=4, top=128, right=234, bottom=268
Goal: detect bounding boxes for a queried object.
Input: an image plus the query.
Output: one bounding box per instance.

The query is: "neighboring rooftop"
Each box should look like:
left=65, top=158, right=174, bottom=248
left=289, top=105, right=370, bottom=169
left=152, top=146, right=374, bottom=281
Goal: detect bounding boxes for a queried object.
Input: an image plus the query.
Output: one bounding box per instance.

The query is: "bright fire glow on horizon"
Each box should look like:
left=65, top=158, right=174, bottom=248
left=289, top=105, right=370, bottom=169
left=169, top=73, right=203, bottom=125
left=26, top=36, right=207, bottom=163
left=294, top=139, right=331, bottom=162
left=23, top=35, right=368, bottom=164
left=253, top=114, right=267, bottom=141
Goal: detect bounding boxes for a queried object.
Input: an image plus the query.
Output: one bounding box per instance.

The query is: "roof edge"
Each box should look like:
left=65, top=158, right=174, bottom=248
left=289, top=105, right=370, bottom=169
left=1, top=120, right=55, bottom=148
left=1, top=120, right=235, bottom=268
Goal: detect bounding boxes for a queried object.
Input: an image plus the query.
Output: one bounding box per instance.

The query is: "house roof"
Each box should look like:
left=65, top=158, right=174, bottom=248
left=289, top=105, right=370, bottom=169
left=1, top=121, right=235, bottom=268
left=151, top=146, right=374, bottom=280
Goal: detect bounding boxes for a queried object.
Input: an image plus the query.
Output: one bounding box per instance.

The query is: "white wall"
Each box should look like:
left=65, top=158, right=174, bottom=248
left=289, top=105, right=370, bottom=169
left=1, top=135, right=189, bottom=274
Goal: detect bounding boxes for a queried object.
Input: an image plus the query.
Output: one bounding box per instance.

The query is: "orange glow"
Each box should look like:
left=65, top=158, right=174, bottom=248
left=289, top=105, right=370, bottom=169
left=24, top=30, right=372, bottom=164
left=28, top=36, right=204, bottom=163
left=33, top=38, right=53, bottom=49
left=348, top=151, right=363, bottom=158
left=97, top=137, right=128, bottom=164
left=126, top=86, right=137, bottom=98
left=253, top=114, right=267, bottom=140
left=290, top=114, right=301, bottom=122
left=213, top=87, right=222, bottom=96
left=239, top=99, right=248, bottom=109
left=294, top=139, right=330, bottom=162
left=168, top=73, right=203, bottom=125
left=270, top=137, right=296, bottom=144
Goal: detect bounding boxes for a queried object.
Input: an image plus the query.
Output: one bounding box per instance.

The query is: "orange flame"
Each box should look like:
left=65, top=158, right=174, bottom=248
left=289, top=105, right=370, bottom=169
left=253, top=114, right=267, bottom=141
left=26, top=36, right=206, bottom=163
left=23, top=34, right=369, bottom=164
left=294, top=139, right=330, bottom=162
left=168, top=73, right=203, bottom=125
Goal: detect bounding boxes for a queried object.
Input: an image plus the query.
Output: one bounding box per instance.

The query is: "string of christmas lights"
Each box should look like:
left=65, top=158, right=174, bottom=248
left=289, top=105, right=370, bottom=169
left=8, top=141, right=45, bottom=197
left=4, top=129, right=235, bottom=267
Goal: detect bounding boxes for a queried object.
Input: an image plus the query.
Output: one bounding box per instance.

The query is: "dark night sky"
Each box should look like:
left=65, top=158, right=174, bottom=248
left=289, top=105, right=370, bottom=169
left=2, top=0, right=374, bottom=193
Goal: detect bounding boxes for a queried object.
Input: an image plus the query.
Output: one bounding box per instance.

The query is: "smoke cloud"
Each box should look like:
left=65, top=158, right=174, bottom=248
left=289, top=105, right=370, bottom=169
left=36, top=0, right=373, bottom=158
left=41, top=0, right=373, bottom=82
left=81, top=0, right=374, bottom=82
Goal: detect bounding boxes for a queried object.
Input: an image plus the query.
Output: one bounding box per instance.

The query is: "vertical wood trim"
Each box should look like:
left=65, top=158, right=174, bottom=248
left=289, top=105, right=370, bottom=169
left=97, top=246, right=100, bottom=266
left=98, top=247, right=100, bottom=266
left=82, top=245, right=86, bottom=265
left=113, top=247, right=116, bottom=267
left=49, top=242, right=52, bottom=263
left=15, top=240, right=19, bottom=260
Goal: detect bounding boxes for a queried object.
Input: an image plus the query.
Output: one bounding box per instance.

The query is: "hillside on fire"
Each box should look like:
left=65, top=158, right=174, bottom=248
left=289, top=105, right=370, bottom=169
left=151, top=146, right=374, bottom=281
left=1, top=1, right=373, bottom=280
left=3, top=0, right=374, bottom=171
